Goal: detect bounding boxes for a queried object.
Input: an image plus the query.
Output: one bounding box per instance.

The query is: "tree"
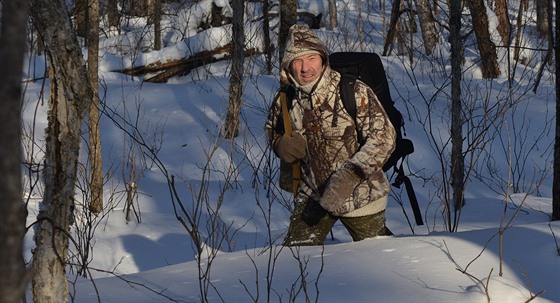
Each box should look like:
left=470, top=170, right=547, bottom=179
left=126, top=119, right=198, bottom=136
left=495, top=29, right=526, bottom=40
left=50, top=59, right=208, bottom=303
left=536, top=0, right=550, bottom=37
left=466, top=0, right=501, bottom=78
left=88, top=0, right=104, bottom=214
left=450, top=0, right=465, bottom=219
left=222, top=0, right=245, bottom=138
left=512, top=0, right=528, bottom=63
left=279, top=0, right=297, bottom=62
left=107, top=0, right=120, bottom=28
left=0, top=0, right=30, bottom=301
left=30, top=0, right=93, bottom=300
left=261, top=0, right=273, bottom=73
left=414, top=0, right=438, bottom=55
left=75, top=0, right=88, bottom=37
left=553, top=0, right=560, bottom=221
left=148, top=0, right=162, bottom=50
left=328, top=0, right=337, bottom=30
left=494, top=0, right=511, bottom=47
left=383, top=0, right=402, bottom=56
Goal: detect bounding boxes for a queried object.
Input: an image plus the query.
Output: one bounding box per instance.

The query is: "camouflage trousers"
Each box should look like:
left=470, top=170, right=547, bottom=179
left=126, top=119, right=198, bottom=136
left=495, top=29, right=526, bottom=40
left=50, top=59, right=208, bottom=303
left=283, top=196, right=392, bottom=246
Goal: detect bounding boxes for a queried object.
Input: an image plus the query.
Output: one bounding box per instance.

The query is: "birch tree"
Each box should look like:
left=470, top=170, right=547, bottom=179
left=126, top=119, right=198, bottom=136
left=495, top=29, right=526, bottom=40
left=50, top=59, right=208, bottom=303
left=0, top=0, right=30, bottom=301
left=30, top=0, right=93, bottom=300
left=414, top=0, right=438, bottom=55
left=222, top=0, right=244, bottom=138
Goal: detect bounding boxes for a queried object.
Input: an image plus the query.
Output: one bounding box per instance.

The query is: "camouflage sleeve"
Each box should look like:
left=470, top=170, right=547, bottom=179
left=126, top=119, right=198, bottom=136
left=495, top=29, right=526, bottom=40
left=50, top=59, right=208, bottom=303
left=264, top=91, right=284, bottom=148
left=348, top=81, right=396, bottom=176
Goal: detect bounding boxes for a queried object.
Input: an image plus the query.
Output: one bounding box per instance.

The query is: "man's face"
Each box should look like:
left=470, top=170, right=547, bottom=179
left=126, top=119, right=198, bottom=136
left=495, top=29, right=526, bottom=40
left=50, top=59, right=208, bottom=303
left=290, top=53, right=323, bottom=86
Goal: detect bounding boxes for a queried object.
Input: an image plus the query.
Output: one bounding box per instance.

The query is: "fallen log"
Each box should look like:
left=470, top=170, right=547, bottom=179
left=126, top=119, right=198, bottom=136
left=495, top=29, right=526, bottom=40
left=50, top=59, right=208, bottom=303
left=116, top=43, right=260, bottom=83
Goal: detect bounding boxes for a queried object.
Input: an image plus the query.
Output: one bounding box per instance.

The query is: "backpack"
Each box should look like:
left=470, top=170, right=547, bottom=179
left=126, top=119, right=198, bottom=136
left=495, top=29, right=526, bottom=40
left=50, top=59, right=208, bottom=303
left=280, top=52, right=423, bottom=226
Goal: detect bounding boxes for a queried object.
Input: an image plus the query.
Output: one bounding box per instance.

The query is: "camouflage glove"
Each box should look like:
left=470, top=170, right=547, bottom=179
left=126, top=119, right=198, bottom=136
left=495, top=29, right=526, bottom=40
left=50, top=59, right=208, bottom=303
left=274, top=133, right=307, bottom=164
left=319, top=163, right=365, bottom=216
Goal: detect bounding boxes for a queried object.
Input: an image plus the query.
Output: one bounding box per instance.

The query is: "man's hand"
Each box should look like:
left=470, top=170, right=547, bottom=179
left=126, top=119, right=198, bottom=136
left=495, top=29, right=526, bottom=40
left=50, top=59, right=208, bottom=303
left=319, top=163, right=365, bottom=216
left=274, top=133, right=307, bottom=163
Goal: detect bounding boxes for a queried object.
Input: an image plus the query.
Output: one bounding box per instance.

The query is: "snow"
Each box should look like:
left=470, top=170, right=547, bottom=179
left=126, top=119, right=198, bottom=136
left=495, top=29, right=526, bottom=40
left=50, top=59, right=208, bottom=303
left=21, top=0, right=559, bottom=302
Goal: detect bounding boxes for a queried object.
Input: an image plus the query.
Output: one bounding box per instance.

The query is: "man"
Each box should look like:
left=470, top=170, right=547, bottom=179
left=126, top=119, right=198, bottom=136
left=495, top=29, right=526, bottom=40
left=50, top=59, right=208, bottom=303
left=265, top=25, right=396, bottom=246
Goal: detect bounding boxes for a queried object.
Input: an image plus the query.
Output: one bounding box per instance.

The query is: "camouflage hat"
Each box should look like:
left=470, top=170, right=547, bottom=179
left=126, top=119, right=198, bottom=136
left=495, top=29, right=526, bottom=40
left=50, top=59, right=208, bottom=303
left=280, top=25, right=329, bottom=85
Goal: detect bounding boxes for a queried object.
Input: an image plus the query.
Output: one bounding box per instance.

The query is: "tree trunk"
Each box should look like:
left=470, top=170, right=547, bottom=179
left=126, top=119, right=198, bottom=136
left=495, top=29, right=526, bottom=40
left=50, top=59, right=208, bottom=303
left=279, top=0, right=297, bottom=62
left=383, top=0, right=402, bottom=56
left=450, top=0, right=465, bottom=220
left=494, top=0, right=510, bottom=46
left=262, top=0, right=273, bottom=74
left=0, top=0, right=30, bottom=301
left=536, top=0, right=550, bottom=37
left=88, top=0, right=104, bottom=214
left=328, top=0, right=337, bottom=30
left=553, top=0, right=560, bottom=221
left=75, top=0, right=88, bottom=37
left=222, top=0, right=245, bottom=139
left=30, top=0, right=93, bottom=300
left=358, top=0, right=364, bottom=51
left=148, top=0, right=162, bottom=50
left=414, top=0, right=438, bottom=55
left=107, top=0, right=120, bottom=28
left=466, top=0, right=501, bottom=78
left=513, top=0, right=528, bottom=63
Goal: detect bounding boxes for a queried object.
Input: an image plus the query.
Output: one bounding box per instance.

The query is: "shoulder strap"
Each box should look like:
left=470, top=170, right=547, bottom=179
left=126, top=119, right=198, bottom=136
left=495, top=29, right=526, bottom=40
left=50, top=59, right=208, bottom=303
left=338, top=73, right=363, bottom=144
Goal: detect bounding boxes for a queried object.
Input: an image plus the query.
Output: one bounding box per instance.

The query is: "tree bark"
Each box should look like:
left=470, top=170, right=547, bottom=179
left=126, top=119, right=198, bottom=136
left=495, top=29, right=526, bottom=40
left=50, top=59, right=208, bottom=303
left=494, top=0, right=510, bottom=46
left=383, top=0, right=402, bottom=56
left=30, top=0, right=93, bottom=300
left=466, top=0, right=501, bottom=78
left=414, top=0, right=438, bottom=55
left=0, top=0, right=30, bottom=301
left=279, top=0, right=297, bottom=62
left=75, top=0, right=88, bottom=37
left=328, top=0, right=337, bottom=30
left=513, top=0, right=528, bottom=63
left=536, top=0, right=550, bottom=37
left=262, top=0, right=272, bottom=74
left=450, top=0, right=465, bottom=219
left=358, top=0, right=363, bottom=51
left=148, top=0, right=162, bottom=50
left=223, top=0, right=245, bottom=138
left=107, top=0, right=120, bottom=28
left=88, top=0, right=104, bottom=214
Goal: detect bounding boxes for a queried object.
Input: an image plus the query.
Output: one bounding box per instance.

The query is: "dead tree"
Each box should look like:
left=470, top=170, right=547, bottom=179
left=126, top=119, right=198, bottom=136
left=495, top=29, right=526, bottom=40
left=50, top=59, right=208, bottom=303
left=30, top=0, right=93, bottom=300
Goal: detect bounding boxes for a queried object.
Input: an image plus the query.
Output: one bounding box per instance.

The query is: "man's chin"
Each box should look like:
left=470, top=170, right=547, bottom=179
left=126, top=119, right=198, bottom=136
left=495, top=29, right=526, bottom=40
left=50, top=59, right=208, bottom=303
left=300, top=77, right=316, bottom=85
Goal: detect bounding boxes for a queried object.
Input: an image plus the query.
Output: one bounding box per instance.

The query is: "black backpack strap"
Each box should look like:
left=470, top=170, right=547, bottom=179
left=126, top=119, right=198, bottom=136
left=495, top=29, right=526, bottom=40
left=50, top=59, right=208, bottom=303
left=338, top=73, right=364, bottom=145
left=393, top=163, right=424, bottom=225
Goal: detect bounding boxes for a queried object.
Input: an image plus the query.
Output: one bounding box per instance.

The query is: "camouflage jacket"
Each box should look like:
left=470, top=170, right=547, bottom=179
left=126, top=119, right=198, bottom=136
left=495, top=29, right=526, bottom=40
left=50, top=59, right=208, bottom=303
left=265, top=65, right=396, bottom=215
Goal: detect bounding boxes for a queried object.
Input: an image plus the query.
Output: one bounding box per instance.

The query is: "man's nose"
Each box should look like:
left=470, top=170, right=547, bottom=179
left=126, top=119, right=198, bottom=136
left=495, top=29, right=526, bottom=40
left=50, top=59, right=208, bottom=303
left=301, top=60, right=310, bottom=71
